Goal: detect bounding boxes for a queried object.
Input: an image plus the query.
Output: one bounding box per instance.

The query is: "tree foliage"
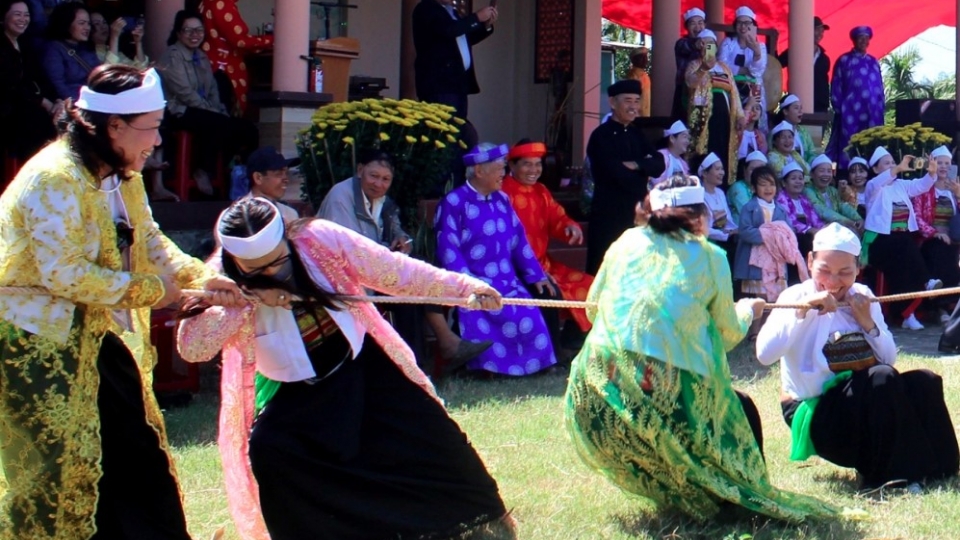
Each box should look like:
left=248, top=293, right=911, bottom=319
left=881, top=46, right=956, bottom=125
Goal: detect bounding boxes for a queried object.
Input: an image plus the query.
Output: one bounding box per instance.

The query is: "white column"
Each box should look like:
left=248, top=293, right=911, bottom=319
left=144, top=0, right=183, bottom=62
left=651, top=0, right=681, bottom=116
left=572, top=0, right=601, bottom=161
left=272, top=0, right=311, bottom=92
left=788, top=0, right=814, bottom=108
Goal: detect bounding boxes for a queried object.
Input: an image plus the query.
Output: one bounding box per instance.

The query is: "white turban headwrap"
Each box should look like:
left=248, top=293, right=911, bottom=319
left=76, top=68, right=167, bottom=115
left=216, top=198, right=286, bottom=260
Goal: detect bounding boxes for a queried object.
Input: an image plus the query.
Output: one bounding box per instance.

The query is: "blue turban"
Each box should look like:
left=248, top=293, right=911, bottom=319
left=850, top=26, right=873, bottom=40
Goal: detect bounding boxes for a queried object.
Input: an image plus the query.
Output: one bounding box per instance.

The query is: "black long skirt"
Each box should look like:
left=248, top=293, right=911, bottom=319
left=248, top=334, right=508, bottom=540
left=782, top=364, right=959, bottom=490
left=707, top=92, right=733, bottom=179
left=91, top=334, right=191, bottom=540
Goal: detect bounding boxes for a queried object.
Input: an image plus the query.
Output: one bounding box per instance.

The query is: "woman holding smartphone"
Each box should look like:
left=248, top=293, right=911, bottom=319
left=911, top=145, right=960, bottom=320
left=686, top=29, right=744, bottom=183
left=719, top=6, right=768, bottom=133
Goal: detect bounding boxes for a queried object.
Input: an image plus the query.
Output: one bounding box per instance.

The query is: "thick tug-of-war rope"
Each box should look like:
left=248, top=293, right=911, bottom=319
left=1, top=285, right=960, bottom=311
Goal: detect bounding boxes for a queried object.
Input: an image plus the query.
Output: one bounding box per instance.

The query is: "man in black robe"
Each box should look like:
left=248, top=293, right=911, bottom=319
left=585, top=80, right=666, bottom=274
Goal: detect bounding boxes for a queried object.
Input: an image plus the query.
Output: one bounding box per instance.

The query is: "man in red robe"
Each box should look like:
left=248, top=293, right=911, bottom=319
left=501, top=141, right=594, bottom=335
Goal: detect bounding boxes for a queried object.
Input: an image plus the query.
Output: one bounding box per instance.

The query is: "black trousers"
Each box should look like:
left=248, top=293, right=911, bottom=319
left=921, top=237, right=960, bottom=290
left=248, top=335, right=506, bottom=540
left=782, top=365, right=959, bottom=490
left=868, top=232, right=931, bottom=315
left=736, top=390, right=764, bottom=460
left=91, top=334, right=191, bottom=540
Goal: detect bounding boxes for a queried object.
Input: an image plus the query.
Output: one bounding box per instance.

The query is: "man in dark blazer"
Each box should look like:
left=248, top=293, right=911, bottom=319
left=412, top=0, right=497, bottom=121
left=778, top=17, right=832, bottom=113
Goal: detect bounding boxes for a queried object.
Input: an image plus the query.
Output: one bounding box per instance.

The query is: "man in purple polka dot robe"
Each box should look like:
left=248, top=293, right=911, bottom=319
left=434, top=143, right=558, bottom=375
left=825, top=25, right=885, bottom=171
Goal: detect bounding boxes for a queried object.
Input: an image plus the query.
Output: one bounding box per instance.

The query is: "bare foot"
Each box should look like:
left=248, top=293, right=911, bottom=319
left=193, top=169, right=214, bottom=196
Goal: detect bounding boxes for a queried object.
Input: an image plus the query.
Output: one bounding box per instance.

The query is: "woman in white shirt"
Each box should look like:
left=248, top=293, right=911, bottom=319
left=719, top=6, right=768, bottom=132
left=757, top=224, right=958, bottom=494
left=696, top=152, right=738, bottom=269
left=863, top=146, right=941, bottom=330
left=648, top=120, right=691, bottom=189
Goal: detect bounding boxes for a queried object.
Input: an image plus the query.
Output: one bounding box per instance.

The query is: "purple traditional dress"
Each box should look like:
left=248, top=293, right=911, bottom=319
left=826, top=26, right=884, bottom=170
left=434, top=178, right=558, bottom=376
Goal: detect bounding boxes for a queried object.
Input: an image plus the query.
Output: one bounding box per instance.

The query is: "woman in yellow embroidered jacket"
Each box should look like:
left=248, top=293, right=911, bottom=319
left=0, top=64, right=236, bottom=539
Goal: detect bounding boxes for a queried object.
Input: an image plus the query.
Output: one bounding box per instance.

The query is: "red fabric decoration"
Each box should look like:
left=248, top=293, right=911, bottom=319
left=200, top=0, right=274, bottom=114
left=601, top=0, right=954, bottom=71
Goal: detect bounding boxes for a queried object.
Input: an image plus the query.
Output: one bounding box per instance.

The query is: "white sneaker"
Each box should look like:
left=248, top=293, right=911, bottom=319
left=941, top=310, right=951, bottom=324
left=902, top=314, right=925, bottom=331
left=926, top=279, right=944, bottom=291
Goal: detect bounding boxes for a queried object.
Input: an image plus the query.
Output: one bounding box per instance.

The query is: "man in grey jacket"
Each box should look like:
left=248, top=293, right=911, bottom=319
left=317, top=149, right=490, bottom=374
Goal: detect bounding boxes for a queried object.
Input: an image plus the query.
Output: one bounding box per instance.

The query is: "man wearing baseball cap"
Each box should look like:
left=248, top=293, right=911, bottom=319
left=245, top=146, right=301, bottom=222
left=778, top=17, right=832, bottom=113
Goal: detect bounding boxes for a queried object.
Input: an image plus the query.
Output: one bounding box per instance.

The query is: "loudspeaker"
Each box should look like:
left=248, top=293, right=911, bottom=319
left=896, top=99, right=958, bottom=139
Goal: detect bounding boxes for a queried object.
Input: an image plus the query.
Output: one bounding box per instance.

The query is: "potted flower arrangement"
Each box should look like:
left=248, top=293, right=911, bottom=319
left=296, top=98, right=466, bottom=234
left=845, top=122, right=951, bottom=178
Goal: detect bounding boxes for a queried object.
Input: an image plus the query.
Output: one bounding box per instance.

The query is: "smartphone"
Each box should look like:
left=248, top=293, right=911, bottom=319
left=950, top=165, right=958, bottom=180
left=734, top=53, right=746, bottom=67
left=704, top=43, right=717, bottom=63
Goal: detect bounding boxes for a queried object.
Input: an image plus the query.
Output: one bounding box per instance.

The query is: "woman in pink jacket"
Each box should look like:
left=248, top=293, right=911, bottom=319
left=177, top=198, right=516, bottom=540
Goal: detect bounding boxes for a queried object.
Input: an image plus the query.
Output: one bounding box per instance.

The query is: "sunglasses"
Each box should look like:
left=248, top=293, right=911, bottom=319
left=115, top=221, right=135, bottom=251
left=237, top=254, right=291, bottom=278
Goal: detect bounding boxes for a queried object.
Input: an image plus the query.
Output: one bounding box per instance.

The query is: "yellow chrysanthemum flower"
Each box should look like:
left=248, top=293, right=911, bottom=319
left=445, top=134, right=457, bottom=143
left=434, top=140, right=445, bottom=149
left=405, top=135, right=417, bottom=144
left=343, top=136, right=355, bottom=145
left=458, top=140, right=468, bottom=150
left=421, top=135, right=429, bottom=143
left=379, top=132, right=390, bottom=141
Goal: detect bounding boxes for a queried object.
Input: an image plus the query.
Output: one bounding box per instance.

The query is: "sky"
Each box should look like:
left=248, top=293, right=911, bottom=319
left=893, top=26, right=957, bottom=83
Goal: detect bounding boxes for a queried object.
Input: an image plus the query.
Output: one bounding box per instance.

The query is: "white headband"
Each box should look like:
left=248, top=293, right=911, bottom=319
left=781, top=161, right=805, bottom=179
left=868, top=146, right=890, bottom=167
left=698, top=152, right=721, bottom=174
left=736, top=6, right=757, bottom=21
left=771, top=120, right=795, bottom=137
left=216, top=198, right=286, bottom=260
left=931, top=145, right=952, bottom=159
left=664, top=120, right=688, bottom=137
left=849, top=157, right=869, bottom=169
left=698, top=29, right=718, bottom=41
left=780, top=94, right=800, bottom=109
left=810, top=154, right=833, bottom=170
left=745, top=150, right=768, bottom=164
left=76, top=68, right=167, bottom=115
left=813, top=223, right=861, bottom=256
left=649, top=179, right=706, bottom=211
left=684, top=8, right=705, bottom=21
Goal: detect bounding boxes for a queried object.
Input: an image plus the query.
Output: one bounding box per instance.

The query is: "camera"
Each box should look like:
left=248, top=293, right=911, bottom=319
left=121, top=15, right=145, bottom=31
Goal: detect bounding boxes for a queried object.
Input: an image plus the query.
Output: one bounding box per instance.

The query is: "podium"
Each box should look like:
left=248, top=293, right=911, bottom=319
left=311, top=37, right=360, bottom=103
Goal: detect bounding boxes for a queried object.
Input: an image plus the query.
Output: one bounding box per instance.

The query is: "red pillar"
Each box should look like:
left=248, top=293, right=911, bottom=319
left=788, top=0, right=814, bottom=109
left=273, top=0, right=310, bottom=92
left=651, top=0, right=681, bottom=116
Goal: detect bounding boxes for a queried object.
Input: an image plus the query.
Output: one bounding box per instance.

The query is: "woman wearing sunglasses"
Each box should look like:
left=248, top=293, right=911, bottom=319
left=177, top=197, right=517, bottom=540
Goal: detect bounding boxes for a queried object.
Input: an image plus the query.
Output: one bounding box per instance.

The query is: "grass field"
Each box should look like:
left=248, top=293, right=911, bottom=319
left=167, top=344, right=960, bottom=540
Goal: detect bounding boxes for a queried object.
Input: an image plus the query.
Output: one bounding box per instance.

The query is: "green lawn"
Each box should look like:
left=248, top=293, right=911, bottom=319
left=168, top=345, right=960, bottom=539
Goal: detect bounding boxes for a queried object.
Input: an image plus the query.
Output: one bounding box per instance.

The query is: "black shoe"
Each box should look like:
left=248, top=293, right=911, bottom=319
left=441, top=340, right=493, bottom=375
left=938, top=339, right=960, bottom=354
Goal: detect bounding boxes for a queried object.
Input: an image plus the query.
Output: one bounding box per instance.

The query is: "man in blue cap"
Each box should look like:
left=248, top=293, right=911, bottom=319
left=245, top=146, right=301, bottom=222
left=585, top=79, right=665, bottom=274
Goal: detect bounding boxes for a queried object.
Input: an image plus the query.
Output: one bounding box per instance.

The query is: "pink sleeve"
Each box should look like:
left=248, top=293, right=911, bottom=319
left=307, top=220, right=486, bottom=298
left=176, top=304, right=250, bottom=363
